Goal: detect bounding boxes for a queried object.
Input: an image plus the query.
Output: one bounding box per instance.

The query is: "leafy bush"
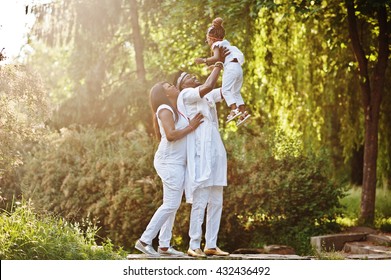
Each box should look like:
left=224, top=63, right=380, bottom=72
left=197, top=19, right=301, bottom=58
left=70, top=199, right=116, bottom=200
left=0, top=65, right=51, bottom=207
left=20, top=126, right=345, bottom=255
left=21, top=127, right=160, bottom=250
left=0, top=200, right=125, bottom=260
left=217, top=128, right=345, bottom=255
left=340, top=186, right=391, bottom=232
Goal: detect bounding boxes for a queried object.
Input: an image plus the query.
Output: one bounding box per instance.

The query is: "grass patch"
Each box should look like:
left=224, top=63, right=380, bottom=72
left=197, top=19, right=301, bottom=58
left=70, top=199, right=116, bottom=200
left=0, top=200, right=126, bottom=260
left=339, top=186, right=391, bottom=231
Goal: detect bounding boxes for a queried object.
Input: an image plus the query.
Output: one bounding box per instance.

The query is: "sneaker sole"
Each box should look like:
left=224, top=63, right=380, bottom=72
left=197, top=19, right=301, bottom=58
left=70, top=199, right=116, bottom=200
left=237, top=114, right=251, bottom=126
left=226, top=112, right=242, bottom=123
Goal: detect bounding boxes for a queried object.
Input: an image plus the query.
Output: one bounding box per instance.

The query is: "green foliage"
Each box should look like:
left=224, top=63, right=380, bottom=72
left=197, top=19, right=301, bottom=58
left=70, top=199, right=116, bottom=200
left=21, top=127, right=159, bottom=250
left=219, top=127, right=345, bottom=255
left=7, top=0, right=390, bottom=255
left=28, top=0, right=153, bottom=132
left=26, top=0, right=391, bottom=186
left=0, top=65, right=51, bottom=205
left=0, top=200, right=125, bottom=260
left=339, top=186, right=391, bottom=231
left=20, top=126, right=345, bottom=255
left=0, top=65, right=50, bottom=172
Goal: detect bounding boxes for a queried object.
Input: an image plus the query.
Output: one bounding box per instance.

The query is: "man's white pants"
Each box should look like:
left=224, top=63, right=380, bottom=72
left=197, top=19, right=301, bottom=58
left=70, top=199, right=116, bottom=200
left=189, top=186, right=223, bottom=250
left=140, top=163, right=185, bottom=248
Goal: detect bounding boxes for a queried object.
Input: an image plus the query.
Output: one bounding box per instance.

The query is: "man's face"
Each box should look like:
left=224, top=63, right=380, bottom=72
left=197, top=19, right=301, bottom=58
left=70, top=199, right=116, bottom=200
left=181, top=74, right=201, bottom=89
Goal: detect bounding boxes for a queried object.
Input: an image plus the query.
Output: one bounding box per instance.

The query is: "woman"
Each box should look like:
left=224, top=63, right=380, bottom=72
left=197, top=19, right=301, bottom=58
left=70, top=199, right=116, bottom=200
left=135, top=82, right=204, bottom=256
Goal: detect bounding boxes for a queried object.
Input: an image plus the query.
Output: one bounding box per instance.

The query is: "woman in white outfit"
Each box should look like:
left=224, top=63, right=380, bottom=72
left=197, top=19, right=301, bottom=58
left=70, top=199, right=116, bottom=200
left=135, top=81, right=203, bottom=256
left=175, top=64, right=230, bottom=257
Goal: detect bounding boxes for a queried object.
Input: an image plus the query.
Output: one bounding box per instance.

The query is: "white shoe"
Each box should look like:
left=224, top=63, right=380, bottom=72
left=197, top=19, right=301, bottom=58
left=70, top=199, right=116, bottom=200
left=226, top=109, right=242, bottom=123
left=158, top=247, right=185, bottom=256
left=187, top=248, right=207, bottom=257
left=236, top=112, right=251, bottom=126
left=135, top=240, right=160, bottom=256
left=204, top=247, right=230, bottom=256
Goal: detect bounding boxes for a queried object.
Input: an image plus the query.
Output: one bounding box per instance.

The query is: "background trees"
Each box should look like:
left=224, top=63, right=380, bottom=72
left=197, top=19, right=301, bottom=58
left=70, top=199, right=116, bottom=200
left=1, top=0, right=390, bottom=253
left=346, top=0, right=389, bottom=225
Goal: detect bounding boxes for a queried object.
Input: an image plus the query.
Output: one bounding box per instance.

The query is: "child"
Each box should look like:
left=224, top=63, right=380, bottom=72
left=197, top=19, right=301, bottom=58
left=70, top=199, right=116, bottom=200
left=195, top=17, right=251, bottom=126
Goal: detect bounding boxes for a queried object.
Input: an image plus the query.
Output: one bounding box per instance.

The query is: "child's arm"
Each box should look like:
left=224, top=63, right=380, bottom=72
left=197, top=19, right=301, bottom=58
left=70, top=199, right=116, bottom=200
left=195, top=46, right=220, bottom=65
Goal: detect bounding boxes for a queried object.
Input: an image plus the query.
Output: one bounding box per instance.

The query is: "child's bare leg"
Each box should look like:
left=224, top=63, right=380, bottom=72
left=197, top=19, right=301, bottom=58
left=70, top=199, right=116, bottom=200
left=238, top=104, right=245, bottom=114
left=230, top=104, right=237, bottom=111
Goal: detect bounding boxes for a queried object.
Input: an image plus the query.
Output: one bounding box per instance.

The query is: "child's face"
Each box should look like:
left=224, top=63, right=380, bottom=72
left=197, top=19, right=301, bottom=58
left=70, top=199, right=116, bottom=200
left=205, top=35, right=213, bottom=47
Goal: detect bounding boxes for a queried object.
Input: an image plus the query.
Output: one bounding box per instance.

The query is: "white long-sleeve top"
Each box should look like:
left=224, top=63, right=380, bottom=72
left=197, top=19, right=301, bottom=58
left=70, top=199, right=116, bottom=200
left=212, top=39, right=245, bottom=66
left=177, top=87, right=227, bottom=203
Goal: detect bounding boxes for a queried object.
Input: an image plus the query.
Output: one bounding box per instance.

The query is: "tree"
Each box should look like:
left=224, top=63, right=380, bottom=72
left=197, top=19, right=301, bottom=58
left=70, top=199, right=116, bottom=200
left=28, top=0, right=151, bottom=130
left=346, top=0, right=390, bottom=225
left=0, top=65, right=51, bottom=204
left=129, top=0, right=146, bottom=82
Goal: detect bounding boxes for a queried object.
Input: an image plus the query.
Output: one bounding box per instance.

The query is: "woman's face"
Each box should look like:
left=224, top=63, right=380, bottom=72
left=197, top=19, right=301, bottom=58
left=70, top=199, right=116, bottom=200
left=163, top=82, right=179, bottom=98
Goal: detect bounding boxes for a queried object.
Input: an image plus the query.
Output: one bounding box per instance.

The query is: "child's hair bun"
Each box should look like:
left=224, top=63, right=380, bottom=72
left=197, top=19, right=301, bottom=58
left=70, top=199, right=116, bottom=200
left=212, top=17, right=223, bottom=27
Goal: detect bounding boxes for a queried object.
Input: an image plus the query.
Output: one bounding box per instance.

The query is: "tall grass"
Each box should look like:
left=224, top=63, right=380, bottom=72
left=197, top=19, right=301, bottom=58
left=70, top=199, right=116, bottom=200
left=339, top=186, right=391, bottom=231
left=0, top=200, right=126, bottom=260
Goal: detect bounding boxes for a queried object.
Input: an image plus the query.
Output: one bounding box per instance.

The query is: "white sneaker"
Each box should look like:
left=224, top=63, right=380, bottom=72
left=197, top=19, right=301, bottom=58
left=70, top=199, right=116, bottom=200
left=135, top=240, right=160, bottom=256
left=158, top=247, right=185, bottom=256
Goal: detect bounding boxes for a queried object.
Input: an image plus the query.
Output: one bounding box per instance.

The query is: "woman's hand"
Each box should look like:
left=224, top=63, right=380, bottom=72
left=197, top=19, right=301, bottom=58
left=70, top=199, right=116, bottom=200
left=189, top=112, right=204, bottom=130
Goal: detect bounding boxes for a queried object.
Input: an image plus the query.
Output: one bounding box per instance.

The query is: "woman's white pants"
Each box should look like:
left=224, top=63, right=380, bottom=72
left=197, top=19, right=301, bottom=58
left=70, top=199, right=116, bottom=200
left=189, top=186, right=223, bottom=250
left=140, top=162, right=185, bottom=248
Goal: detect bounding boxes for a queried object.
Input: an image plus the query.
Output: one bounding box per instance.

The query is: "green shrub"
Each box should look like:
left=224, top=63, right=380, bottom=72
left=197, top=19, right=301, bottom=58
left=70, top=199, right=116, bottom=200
left=340, top=187, right=391, bottom=231
left=0, top=200, right=125, bottom=260
left=0, top=65, right=51, bottom=210
left=21, top=127, right=160, bottom=250
left=20, top=126, right=345, bottom=255
left=217, top=129, right=345, bottom=255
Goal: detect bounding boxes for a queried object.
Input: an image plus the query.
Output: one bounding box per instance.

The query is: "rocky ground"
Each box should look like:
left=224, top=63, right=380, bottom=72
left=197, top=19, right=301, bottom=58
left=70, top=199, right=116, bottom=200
left=127, top=227, right=391, bottom=260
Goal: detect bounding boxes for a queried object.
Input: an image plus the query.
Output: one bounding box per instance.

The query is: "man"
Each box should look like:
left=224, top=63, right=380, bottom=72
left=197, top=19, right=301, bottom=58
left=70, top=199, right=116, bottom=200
left=175, top=57, right=229, bottom=257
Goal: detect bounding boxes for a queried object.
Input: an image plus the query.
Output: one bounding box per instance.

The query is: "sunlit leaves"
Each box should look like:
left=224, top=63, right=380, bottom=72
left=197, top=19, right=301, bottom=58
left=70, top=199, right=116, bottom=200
left=0, top=65, right=51, bottom=177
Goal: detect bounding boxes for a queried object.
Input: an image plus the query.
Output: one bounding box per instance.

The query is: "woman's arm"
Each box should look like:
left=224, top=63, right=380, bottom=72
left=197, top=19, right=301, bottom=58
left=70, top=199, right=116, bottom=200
left=158, top=110, right=203, bottom=142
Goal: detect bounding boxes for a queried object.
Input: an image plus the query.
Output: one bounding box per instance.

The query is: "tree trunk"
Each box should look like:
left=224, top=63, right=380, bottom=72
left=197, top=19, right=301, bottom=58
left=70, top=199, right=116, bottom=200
left=129, top=0, right=146, bottom=82
left=346, top=0, right=389, bottom=225
left=350, top=145, right=363, bottom=185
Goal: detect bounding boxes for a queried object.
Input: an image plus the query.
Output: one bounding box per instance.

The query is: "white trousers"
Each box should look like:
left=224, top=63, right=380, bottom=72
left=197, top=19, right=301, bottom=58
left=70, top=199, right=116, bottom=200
left=140, top=162, right=185, bottom=248
left=189, top=186, right=223, bottom=249
left=221, top=62, right=244, bottom=108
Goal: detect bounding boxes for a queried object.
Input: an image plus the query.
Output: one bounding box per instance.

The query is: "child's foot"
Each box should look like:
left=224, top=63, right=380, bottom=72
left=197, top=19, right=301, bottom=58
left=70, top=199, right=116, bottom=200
left=236, top=111, right=251, bottom=126
left=226, top=109, right=242, bottom=123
